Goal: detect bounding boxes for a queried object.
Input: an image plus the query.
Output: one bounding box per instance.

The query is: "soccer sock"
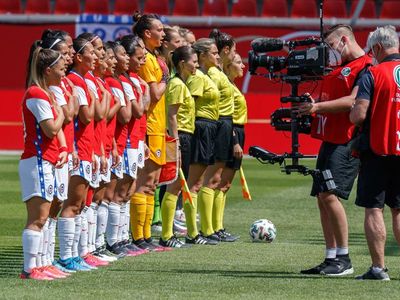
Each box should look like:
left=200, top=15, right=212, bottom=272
left=106, top=202, right=121, bottom=247
left=48, top=218, right=57, bottom=262
left=22, top=229, right=41, bottom=273
left=58, top=217, right=75, bottom=260
left=72, top=214, right=81, bottom=258
left=130, top=193, right=147, bottom=241
left=183, top=192, right=198, bottom=238
left=41, top=219, right=50, bottom=266
left=161, top=192, right=178, bottom=241
left=123, top=201, right=130, bottom=241
left=96, top=202, right=108, bottom=249
left=336, top=247, right=349, bottom=256
left=152, top=187, right=161, bottom=224
left=79, top=209, right=89, bottom=257
left=117, top=202, right=127, bottom=242
left=36, top=230, right=43, bottom=268
left=325, top=248, right=337, bottom=259
left=212, top=189, right=224, bottom=232
left=198, top=187, right=215, bottom=236
left=144, top=194, right=155, bottom=240
left=86, top=203, right=96, bottom=253
left=91, top=203, right=98, bottom=252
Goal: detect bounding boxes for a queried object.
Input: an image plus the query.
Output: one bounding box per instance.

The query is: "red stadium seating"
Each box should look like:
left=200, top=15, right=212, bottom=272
left=0, top=0, right=21, bottom=13
left=261, top=0, right=288, bottom=17
left=114, top=0, right=139, bottom=15
left=380, top=0, right=400, bottom=19
left=84, top=0, right=110, bottom=14
left=202, top=0, right=228, bottom=16
left=291, top=0, right=317, bottom=18
left=143, top=0, right=169, bottom=15
left=350, top=0, right=376, bottom=18
left=25, top=0, right=50, bottom=14
left=324, top=0, right=347, bottom=18
left=231, top=0, right=258, bottom=17
left=54, top=0, right=80, bottom=14
left=172, top=0, right=199, bottom=16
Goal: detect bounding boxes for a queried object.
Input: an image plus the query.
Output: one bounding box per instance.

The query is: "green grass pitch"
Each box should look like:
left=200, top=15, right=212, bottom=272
left=0, top=155, right=398, bottom=299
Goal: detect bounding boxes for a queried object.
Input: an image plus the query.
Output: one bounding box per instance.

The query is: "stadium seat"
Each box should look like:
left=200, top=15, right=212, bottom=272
left=380, top=0, right=400, bottom=19
left=143, top=0, right=169, bottom=15
left=291, top=0, right=317, bottom=18
left=202, top=0, right=228, bottom=16
left=172, top=0, right=199, bottom=16
left=231, top=0, right=258, bottom=17
left=54, top=0, right=80, bottom=14
left=113, top=0, right=139, bottom=15
left=25, top=0, right=51, bottom=14
left=324, top=0, right=347, bottom=18
left=0, top=0, right=22, bottom=13
left=84, top=0, right=110, bottom=14
left=350, top=0, right=376, bottom=19
left=261, top=0, right=288, bottom=17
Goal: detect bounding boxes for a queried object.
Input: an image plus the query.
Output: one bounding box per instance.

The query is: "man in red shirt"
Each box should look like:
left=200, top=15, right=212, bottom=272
left=296, top=24, right=371, bottom=276
left=350, top=25, right=400, bottom=281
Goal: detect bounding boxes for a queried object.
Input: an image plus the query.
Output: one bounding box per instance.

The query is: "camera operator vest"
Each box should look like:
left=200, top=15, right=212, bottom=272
left=368, top=60, right=400, bottom=156
left=311, top=54, right=372, bottom=144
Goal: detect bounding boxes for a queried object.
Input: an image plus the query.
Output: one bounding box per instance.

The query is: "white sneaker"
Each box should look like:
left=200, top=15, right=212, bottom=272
left=152, top=222, right=162, bottom=235
left=174, top=209, right=186, bottom=223
left=173, top=220, right=187, bottom=237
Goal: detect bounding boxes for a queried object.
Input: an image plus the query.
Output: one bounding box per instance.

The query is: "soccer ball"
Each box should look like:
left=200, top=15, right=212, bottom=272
left=249, top=219, right=277, bottom=243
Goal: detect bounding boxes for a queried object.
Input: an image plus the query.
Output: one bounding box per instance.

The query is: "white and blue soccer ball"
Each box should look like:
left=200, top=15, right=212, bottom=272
left=249, top=219, right=277, bottom=243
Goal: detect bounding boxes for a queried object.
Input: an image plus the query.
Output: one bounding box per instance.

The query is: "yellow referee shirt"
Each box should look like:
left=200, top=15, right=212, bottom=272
left=232, top=83, right=247, bottom=125
left=166, top=76, right=196, bottom=134
left=208, top=66, right=234, bottom=117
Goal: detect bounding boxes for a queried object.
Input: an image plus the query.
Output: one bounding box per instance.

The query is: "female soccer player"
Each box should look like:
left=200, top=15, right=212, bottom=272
left=185, top=38, right=220, bottom=244
left=20, top=46, right=67, bottom=280
left=159, top=45, right=198, bottom=248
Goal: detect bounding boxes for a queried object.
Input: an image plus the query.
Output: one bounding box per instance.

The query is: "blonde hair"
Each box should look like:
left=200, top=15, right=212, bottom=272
left=28, top=47, right=60, bottom=93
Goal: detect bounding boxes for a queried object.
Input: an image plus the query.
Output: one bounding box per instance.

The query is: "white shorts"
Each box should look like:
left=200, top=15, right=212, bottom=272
left=55, top=162, right=69, bottom=201
left=111, top=155, right=123, bottom=179
left=90, top=155, right=101, bottom=188
left=19, top=156, right=55, bottom=202
left=100, top=154, right=112, bottom=183
left=123, top=148, right=138, bottom=179
left=138, top=140, right=145, bottom=169
left=70, top=160, right=92, bottom=183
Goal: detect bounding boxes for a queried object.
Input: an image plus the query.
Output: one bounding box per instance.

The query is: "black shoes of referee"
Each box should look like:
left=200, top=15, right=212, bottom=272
left=301, top=255, right=354, bottom=276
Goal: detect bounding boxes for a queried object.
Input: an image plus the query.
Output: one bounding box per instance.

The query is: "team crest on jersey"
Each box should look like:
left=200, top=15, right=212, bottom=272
left=341, top=67, right=351, bottom=77
left=138, top=153, right=143, bottom=163
left=132, top=163, right=137, bottom=172
left=58, top=183, right=65, bottom=195
left=156, top=149, right=161, bottom=158
left=47, top=185, right=54, bottom=196
left=393, top=65, right=400, bottom=88
left=86, top=165, right=91, bottom=175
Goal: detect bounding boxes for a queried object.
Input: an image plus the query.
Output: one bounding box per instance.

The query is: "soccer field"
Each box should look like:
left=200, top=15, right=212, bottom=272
left=0, top=155, right=398, bottom=299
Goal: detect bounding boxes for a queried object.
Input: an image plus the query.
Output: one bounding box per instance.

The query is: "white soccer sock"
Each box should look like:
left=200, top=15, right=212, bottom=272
left=91, top=203, right=98, bottom=252
left=336, top=247, right=349, bottom=256
left=22, top=229, right=41, bottom=273
left=106, top=202, right=121, bottom=247
left=58, top=217, right=75, bottom=260
left=325, top=248, right=337, bottom=259
left=36, top=230, right=43, bottom=267
left=47, top=218, right=57, bottom=263
left=118, top=203, right=127, bottom=242
left=123, top=201, right=131, bottom=241
left=86, top=204, right=95, bottom=253
left=96, top=202, right=108, bottom=249
left=41, top=219, right=50, bottom=266
left=72, top=215, right=81, bottom=258
left=79, top=209, right=89, bottom=257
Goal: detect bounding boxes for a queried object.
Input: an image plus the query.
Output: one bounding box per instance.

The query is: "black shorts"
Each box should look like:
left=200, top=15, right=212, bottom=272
left=178, top=131, right=193, bottom=179
left=356, top=151, right=400, bottom=208
left=215, top=116, right=233, bottom=162
left=311, top=141, right=359, bottom=200
left=191, top=118, right=218, bottom=165
left=226, top=125, right=245, bottom=170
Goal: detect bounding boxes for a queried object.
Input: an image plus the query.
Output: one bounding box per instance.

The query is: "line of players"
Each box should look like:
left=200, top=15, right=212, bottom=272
left=19, top=12, right=248, bottom=280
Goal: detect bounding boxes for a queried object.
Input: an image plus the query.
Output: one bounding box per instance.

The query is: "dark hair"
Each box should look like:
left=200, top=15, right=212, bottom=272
left=132, top=11, right=160, bottom=39
left=42, top=36, right=66, bottom=51
left=77, top=32, right=98, bottom=42
left=171, top=46, right=196, bottom=71
left=73, top=37, right=92, bottom=55
left=27, top=47, right=61, bottom=89
left=323, top=24, right=354, bottom=40
left=209, top=28, right=234, bottom=52
left=41, top=29, right=69, bottom=42
left=119, top=34, right=143, bottom=57
left=104, top=40, right=123, bottom=53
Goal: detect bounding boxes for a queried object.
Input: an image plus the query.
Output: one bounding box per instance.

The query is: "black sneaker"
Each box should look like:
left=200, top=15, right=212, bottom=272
left=320, top=255, right=354, bottom=276
left=185, top=234, right=218, bottom=245
left=300, top=258, right=336, bottom=274
left=159, top=235, right=190, bottom=248
left=355, top=267, right=390, bottom=281
left=216, top=229, right=240, bottom=242
left=105, top=243, right=127, bottom=258
left=200, top=231, right=220, bottom=242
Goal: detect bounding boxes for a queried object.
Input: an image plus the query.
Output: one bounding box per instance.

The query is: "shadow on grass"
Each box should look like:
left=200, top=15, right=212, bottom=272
left=0, top=245, right=22, bottom=278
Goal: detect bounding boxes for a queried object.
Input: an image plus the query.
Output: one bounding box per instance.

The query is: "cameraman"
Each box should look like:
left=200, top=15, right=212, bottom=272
left=296, top=24, right=371, bottom=276
left=350, top=26, right=400, bottom=281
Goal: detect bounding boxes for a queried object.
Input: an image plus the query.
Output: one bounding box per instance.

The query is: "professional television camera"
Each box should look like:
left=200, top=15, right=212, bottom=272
left=248, top=35, right=331, bottom=175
